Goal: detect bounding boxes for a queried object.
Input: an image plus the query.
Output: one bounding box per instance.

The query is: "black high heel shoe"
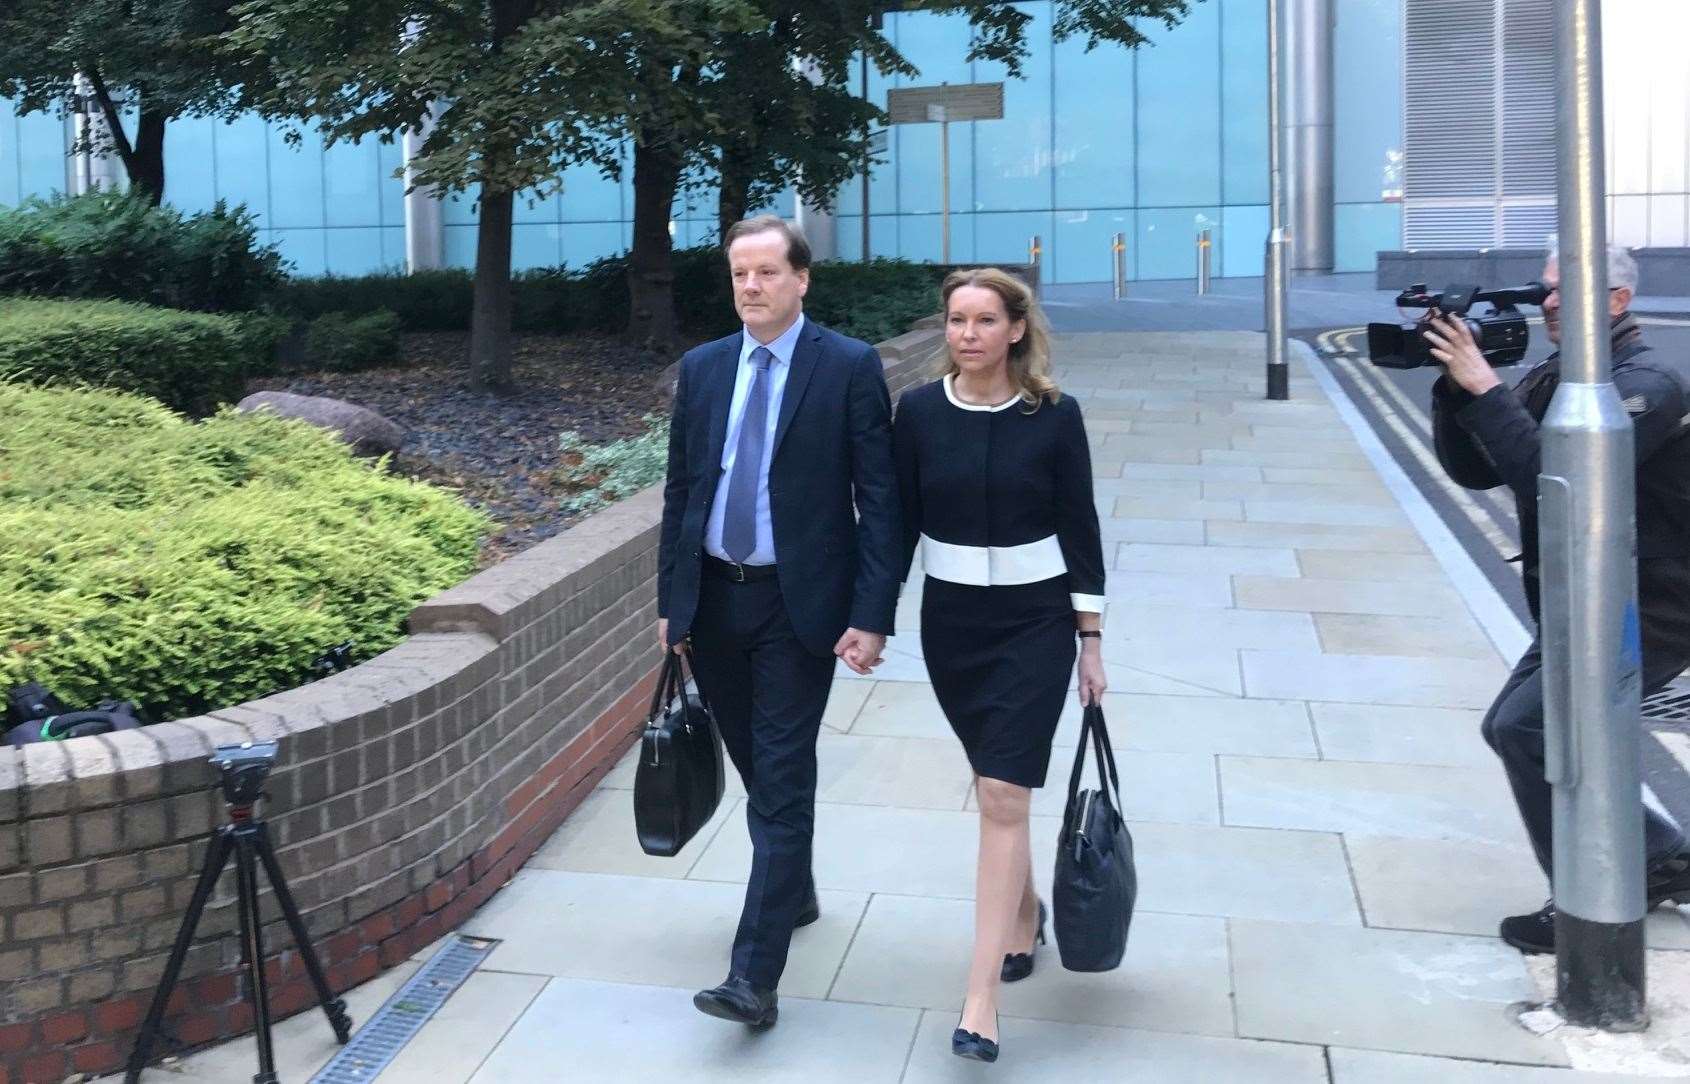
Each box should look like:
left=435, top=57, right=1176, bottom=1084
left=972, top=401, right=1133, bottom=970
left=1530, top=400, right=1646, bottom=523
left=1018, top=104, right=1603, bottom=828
left=952, top=1012, right=1000, bottom=1063
left=1001, top=899, right=1047, bottom=983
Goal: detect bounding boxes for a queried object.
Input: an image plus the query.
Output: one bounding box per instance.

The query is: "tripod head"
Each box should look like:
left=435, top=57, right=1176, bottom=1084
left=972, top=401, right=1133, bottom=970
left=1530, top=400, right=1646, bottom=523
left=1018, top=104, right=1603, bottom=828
left=210, top=741, right=278, bottom=813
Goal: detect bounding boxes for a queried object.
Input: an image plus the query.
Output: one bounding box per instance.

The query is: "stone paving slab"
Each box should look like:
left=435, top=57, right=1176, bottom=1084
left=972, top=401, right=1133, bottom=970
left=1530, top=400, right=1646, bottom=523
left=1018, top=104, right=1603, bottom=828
left=1231, top=921, right=1569, bottom=1065
left=1328, top=1048, right=1674, bottom=1083
left=828, top=895, right=1236, bottom=1037
left=465, top=978, right=922, bottom=1084
left=899, top=1013, right=1330, bottom=1083
left=459, top=868, right=867, bottom=999
left=1218, top=756, right=1530, bottom=846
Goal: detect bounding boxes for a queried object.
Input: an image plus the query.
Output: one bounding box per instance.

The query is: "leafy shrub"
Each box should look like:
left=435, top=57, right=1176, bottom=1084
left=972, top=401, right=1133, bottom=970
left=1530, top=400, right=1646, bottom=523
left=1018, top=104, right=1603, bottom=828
left=0, top=297, right=276, bottom=415
left=270, top=269, right=474, bottom=332
left=557, top=415, right=670, bottom=514
left=274, top=252, right=946, bottom=346
left=302, top=309, right=402, bottom=372
left=0, top=190, right=287, bottom=312
left=0, top=382, right=488, bottom=721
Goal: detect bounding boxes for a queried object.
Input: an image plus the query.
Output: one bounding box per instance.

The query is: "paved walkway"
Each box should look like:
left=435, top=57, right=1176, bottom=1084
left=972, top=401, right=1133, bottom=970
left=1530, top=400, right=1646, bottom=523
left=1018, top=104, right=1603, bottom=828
left=136, top=331, right=1690, bottom=1083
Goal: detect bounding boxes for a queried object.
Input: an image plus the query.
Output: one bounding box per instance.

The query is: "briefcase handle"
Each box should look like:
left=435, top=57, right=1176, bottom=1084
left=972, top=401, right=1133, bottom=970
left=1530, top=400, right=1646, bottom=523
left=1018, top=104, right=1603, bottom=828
left=645, top=645, right=713, bottom=731
left=1064, top=703, right=1124, bottom=818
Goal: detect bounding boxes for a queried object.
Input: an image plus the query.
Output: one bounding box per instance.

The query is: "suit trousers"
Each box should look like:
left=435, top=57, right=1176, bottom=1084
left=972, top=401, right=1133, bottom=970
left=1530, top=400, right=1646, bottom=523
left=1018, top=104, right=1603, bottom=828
left=1481, top=637, right=1688, bottom=878
left=688, top=573, right=835, bottom=988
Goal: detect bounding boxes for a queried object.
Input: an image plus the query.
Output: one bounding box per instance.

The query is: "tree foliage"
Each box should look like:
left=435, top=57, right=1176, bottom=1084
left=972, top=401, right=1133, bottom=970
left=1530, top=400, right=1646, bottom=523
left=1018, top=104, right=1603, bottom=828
left=0, top=0, right=260, bottom=203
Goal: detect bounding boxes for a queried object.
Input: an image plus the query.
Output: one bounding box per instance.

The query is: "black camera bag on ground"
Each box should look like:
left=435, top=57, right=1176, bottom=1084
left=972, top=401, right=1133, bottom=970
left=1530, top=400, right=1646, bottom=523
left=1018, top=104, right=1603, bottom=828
left=4, top=682, right=148, bottom=746
left=1053, top=703, right=1138, bottom=972
left=633, top=647, right=725, bottom=857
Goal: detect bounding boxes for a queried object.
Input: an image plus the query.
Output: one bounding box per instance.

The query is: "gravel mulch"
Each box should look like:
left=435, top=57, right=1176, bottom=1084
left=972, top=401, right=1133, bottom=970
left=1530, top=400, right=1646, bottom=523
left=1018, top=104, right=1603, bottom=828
left=249, top=332, right=673, bottom=565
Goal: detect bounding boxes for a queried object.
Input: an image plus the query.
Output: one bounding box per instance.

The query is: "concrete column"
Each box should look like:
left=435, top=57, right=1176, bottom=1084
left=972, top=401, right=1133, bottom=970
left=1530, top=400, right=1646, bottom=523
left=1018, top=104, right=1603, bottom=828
left=70, top=73, right=126, bottom=195
left=402, top=101, right=446, bottom=272
left=794, top=58, right=837, bottom=261
left=1283, top=0, right=1334, bottom=271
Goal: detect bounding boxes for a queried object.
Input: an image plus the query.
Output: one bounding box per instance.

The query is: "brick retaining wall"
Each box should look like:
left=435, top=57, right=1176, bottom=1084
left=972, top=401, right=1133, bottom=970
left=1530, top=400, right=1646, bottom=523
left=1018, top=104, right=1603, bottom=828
left=0, top=327, right=940, bottom=1083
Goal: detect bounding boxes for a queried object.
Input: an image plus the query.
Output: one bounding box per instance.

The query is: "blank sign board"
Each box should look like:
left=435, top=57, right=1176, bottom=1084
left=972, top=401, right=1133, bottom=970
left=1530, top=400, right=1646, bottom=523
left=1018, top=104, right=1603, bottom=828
left=886, top=83, right=1005, bottom=125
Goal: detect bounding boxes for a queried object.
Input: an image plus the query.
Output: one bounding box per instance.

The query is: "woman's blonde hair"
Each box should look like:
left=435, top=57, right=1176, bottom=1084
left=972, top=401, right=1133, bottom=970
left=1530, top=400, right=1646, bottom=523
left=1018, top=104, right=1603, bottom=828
left=936, top=267, right=1059, bottom=408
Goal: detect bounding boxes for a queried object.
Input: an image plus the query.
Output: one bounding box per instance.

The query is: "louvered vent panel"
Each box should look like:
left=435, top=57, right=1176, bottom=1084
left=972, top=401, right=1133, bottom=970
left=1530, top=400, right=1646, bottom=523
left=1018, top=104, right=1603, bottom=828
left=1501, top=201, right=1558, bottom=247
left=1502, top=0, right=1557, bottom=196
left=1405, top=204, right=1498, bottom=249
left=1405, top=0, right=1498, bottom=200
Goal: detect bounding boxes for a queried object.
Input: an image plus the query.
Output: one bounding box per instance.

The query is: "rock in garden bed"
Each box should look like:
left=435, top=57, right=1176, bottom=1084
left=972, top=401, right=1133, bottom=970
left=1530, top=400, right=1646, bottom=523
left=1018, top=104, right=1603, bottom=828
left=247, top=331, right=673, bottom=565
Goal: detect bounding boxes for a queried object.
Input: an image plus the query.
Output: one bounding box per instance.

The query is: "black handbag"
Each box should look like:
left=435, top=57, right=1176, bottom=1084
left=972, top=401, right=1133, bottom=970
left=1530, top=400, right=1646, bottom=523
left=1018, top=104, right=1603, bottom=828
left=633, top=647, right=726, bottom=857
left=1053, top=703, right=1138, bottom=972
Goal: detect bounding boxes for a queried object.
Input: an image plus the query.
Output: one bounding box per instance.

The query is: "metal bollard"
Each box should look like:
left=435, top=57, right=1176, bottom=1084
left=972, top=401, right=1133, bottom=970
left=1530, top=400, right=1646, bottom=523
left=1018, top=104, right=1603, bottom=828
left=1029, top=235, right=1042, bottom=288
left=1111, top=233, right=1127, bottom=300
left=1196, top=229, right=1213, bottom=294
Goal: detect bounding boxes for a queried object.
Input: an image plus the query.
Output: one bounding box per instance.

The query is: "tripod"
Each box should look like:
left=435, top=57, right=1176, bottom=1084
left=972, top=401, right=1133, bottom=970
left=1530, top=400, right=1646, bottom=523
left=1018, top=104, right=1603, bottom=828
left=125, top=795, right=352, bottom=1083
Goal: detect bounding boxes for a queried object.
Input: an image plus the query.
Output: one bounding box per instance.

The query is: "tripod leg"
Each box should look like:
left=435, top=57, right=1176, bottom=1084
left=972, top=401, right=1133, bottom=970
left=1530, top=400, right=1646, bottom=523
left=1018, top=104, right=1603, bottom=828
left=124, top=828, right=234, bottom=1084
left=252, top=822, right=352, bottom=1042
left=234, top=830, right=280, bottom=1084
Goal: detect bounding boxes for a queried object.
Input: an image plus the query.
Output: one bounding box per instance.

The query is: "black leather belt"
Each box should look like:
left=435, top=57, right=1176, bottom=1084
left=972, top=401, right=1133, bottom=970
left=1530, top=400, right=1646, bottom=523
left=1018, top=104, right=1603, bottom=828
left=704, top=556, right=779, bottom=583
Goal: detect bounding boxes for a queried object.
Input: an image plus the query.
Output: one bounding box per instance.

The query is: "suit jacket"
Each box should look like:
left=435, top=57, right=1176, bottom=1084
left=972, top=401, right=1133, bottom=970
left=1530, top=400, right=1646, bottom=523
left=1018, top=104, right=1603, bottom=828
left=658, top=318, right=902, bottom=657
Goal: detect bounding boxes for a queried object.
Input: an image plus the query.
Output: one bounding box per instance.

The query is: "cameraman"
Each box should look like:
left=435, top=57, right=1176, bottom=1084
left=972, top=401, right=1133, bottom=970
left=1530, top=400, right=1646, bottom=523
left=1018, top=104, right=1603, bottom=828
left=1428, top=243, right=1690, bottom=954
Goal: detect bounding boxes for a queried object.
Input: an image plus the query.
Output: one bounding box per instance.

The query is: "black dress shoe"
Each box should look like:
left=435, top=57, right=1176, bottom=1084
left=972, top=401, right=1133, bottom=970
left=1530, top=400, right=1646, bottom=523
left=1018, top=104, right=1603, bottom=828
left=1648, top=852, right=1690, bottom=909
left=1500, top=901, right=1555, bottom=955
left=795, top=890, right=821, bottom=929
left=1001, top=899, right=1047, bottom=983
left=952, top=1013, right=1000, bottom=1063
left=693, top=977, right=778, bottom=1027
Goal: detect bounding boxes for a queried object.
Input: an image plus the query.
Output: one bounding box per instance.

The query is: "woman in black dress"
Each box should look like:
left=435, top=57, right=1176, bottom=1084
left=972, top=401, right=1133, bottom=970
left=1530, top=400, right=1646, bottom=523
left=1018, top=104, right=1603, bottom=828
left=893, top=267, right=1106, bottom=1062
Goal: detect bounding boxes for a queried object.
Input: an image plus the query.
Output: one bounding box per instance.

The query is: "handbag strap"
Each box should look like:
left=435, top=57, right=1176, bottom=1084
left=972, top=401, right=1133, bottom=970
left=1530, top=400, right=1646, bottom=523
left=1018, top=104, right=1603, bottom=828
left=1065, top=703, right=1124, bottom=816
left=646, top=650, right=684, bottom=725
left=679, top=644, right=713, bottom=717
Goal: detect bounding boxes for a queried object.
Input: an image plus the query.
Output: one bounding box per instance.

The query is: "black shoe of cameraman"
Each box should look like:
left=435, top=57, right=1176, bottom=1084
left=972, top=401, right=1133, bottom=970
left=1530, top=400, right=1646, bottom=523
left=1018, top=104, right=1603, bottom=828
left=1500, top=902, right=1556, bottom=955
left=1649, top=852, right=1690, bottom=909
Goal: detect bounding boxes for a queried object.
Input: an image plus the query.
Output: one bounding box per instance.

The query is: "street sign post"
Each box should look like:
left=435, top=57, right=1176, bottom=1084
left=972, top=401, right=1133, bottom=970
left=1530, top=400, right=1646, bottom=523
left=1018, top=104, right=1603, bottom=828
left=1539, top=0, right=1648, bottom=1031
left=887, top=83, right=1004, bottom=263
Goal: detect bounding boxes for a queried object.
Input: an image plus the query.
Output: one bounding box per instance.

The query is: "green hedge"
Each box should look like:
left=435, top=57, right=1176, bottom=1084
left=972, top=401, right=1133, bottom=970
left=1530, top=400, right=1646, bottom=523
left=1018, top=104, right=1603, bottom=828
left=0, top=297, right=285, bottom=415
left=271, top=251, right=946, bottom=345
left=0, top=382, right=488, bottom=722
left=302, top=309, right=402, bottom=372
left=0, top=190, right=287, bottom=313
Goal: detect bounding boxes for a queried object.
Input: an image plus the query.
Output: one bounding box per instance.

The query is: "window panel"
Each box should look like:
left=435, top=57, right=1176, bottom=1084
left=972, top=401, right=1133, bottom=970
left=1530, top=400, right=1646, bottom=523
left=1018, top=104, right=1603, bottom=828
left=971, top=3, right=1052, bottom=212
left=163, top=116, right=218, bottom=214
left=266, top=130, right=325, bottom=229
left=212, top=114, right=270, bottom=222
left=325, top=227, right=390, bottom=274
left=1135, top=4, right=1222, bottom=207
left=1052, top=34, right=1133, bottom=210
left=1220, top=205, right=1269, bottom=278
left=1052, top=208, right=1132, bottom=284
left=1221, top=0, right=1269, bottom=206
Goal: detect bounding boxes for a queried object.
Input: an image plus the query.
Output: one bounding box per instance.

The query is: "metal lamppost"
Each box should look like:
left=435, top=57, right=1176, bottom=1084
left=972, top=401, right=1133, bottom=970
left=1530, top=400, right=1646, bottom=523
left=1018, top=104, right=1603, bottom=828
left=1538, top=0, right=1648, bottom=1030
left=1264, top=0, right=1291, bottom=400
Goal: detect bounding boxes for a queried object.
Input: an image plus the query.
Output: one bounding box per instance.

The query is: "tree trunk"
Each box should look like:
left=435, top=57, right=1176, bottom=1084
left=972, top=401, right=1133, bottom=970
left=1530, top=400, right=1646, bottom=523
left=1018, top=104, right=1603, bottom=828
left=716, top=147, right=753, bottom=242
left=468, top=188, right=516, bottom=392
left=626, top=139, right=683, bottom=351
left=129, top=108, right=167, bottom=205
left=84, top=69, right=166, bottom=204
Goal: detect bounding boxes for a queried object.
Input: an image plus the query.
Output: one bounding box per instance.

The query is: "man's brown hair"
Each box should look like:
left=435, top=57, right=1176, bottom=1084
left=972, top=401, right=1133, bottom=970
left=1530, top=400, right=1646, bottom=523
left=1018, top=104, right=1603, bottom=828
left=722, top=215, right=812, bottom=271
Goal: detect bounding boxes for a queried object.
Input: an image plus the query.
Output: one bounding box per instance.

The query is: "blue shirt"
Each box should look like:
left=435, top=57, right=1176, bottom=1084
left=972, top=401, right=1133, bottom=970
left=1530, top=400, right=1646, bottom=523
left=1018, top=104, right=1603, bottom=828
left=704, top=313, right=806, bottom=565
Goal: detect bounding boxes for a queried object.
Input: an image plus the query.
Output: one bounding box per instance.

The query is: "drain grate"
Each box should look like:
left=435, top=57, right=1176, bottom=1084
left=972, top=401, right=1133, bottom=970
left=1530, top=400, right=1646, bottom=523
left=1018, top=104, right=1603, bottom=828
left=310, top=934, right=498, bottom=1084
left=1643, top=680, right=1690, bottom=722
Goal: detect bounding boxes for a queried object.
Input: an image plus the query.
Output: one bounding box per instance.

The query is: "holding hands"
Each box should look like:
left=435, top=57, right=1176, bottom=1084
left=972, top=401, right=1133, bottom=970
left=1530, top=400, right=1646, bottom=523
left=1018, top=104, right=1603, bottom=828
left=834, top=628, right=887, bottom=676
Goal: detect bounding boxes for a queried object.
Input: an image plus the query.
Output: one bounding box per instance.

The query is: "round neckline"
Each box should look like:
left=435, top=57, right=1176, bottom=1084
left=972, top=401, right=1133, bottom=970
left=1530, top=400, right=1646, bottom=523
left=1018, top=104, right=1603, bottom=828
left=943, top=374, right=1020, bottom=413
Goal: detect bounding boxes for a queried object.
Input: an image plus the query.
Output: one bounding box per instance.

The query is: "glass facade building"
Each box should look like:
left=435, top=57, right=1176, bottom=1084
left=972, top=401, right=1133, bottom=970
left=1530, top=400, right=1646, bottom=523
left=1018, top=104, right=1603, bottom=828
left=3, top=0, right=1673, bottom=282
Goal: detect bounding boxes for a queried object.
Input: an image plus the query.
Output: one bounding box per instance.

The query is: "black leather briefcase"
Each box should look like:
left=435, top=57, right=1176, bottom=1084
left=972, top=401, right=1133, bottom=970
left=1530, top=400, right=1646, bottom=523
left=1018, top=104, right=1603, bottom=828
left=1053, top=703, right=1138, bottom=971
left=633, top=648, right=725, bottom=857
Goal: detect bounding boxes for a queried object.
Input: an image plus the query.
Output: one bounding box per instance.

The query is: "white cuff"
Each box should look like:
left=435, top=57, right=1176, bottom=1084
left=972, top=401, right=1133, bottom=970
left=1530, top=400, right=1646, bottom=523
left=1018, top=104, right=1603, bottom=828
left=1070, top=593, right=1105, bottom=615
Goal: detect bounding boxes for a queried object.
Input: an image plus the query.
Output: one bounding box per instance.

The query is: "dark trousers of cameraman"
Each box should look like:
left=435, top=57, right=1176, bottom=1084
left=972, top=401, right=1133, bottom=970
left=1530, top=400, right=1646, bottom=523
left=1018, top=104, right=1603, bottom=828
left=1482, top=637, right=1689, bottom=878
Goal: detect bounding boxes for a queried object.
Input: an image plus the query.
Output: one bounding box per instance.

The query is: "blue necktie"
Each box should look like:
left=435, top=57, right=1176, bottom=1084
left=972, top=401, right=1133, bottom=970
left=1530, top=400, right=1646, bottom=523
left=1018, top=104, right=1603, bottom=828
left=722, top=347, right=773, bottom=562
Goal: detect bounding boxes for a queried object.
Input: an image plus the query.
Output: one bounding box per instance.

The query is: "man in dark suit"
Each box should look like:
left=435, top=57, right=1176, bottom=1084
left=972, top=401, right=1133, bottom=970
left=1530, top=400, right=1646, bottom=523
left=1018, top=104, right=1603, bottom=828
left=657, top=215, right=901, bottom=1027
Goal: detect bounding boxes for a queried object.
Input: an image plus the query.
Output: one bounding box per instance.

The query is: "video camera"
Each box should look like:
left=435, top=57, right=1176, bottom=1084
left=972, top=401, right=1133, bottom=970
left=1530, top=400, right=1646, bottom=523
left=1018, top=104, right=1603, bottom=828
left=1367, top=281, right=1552, bottom=370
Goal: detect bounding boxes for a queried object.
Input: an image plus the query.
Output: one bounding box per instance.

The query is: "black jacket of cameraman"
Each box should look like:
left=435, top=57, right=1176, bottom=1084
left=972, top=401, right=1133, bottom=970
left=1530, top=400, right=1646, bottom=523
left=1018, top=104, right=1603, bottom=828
left=1431, top=312, right=1690, bottom=658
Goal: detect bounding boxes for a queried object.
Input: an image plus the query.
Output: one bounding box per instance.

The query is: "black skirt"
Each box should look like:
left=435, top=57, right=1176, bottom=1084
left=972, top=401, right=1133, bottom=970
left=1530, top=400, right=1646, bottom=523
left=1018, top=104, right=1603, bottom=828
left=920, top=574, right=1077, bottom=788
